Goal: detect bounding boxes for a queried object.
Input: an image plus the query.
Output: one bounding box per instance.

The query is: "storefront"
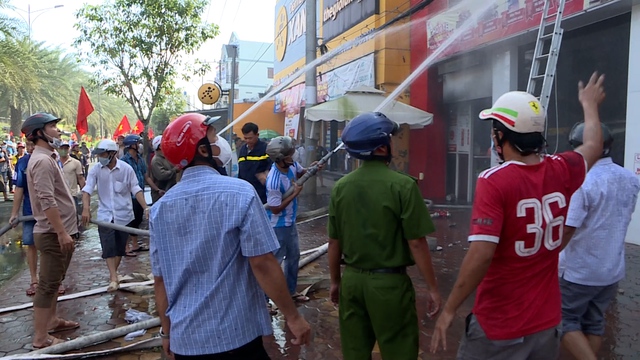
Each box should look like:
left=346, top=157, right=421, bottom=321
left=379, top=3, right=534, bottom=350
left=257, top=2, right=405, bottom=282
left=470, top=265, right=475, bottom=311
left=273, top=0, right=413, bottom=173
left=409, top=0, right=633, bottom=205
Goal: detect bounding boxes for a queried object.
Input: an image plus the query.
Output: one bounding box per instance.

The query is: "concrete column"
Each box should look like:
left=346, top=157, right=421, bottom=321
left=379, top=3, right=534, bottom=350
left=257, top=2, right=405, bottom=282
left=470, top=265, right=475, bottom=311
left=624, top=4, right=640, bottom=245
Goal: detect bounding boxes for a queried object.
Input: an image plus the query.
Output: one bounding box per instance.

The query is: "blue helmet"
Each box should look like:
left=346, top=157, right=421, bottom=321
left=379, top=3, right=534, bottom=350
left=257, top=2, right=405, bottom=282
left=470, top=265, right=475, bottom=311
left=341, top=112, right=398, bottom=160
left=123, top=134, right=141, bottom=147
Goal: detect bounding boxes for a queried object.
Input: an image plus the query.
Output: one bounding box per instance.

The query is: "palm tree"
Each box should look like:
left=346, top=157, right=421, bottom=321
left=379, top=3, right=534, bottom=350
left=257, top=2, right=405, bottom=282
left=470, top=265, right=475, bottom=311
left=0, top=0, right=24, bottom=39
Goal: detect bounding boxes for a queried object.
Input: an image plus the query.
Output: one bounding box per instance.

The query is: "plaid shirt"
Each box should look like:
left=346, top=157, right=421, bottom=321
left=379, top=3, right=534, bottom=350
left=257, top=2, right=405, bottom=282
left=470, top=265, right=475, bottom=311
left=121, top=152, right=147, bottom=191
left=150, top=166, right=280, bottom=355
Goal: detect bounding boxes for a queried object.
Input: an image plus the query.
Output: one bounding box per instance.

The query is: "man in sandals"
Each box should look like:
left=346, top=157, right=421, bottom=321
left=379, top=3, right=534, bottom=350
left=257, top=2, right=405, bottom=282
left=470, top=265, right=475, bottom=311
left=82, top=139, right=149, bottom=292
left=22, top=113, right=80, bottom=349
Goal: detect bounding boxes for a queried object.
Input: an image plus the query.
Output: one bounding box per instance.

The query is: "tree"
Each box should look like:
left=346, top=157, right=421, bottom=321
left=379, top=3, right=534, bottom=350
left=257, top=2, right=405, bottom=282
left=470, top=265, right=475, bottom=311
left=74, top=0, right=219, bottom=157
left=0, top=0, right=23, bottom=39
left=150, top=87, right=187, bottom=135
left=0, top=39, right=86, bottom=135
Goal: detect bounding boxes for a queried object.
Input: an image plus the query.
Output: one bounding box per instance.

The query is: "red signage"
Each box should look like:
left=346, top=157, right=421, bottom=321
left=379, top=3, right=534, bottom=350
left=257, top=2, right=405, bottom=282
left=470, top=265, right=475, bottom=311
left=425, top=0, right=609, bottom=58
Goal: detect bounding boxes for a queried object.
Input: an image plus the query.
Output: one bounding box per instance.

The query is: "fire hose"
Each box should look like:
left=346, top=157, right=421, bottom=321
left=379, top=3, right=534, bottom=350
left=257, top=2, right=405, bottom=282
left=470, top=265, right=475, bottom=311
left=263, top=142, right=344, bottom=209
left=0, top=216, right=150, bottom=238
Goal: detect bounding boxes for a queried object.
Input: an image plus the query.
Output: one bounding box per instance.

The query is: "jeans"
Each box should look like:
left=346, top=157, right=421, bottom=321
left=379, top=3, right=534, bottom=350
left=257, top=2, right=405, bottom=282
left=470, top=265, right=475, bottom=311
left=273, top=224, right=300, bottom=295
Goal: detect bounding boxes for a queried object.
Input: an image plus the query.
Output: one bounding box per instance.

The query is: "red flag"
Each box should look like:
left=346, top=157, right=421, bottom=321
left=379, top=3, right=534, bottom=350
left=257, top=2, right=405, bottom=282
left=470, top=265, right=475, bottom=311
left=148, top=128, right=154, bottom=139
left=113, top=115, right=131, bottom=138
left=132, top=120, right=144, bottom=135
left=76, top=87, right=94, bottom=135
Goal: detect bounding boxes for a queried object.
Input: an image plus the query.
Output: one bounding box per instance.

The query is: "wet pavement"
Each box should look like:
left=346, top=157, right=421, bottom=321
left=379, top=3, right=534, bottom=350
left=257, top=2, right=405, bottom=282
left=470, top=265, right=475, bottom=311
left=0, top=194, right=639, bottom=358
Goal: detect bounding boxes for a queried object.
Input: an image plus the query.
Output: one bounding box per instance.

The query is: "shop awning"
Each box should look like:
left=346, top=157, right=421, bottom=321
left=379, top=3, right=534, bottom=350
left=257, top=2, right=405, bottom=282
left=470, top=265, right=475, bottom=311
left=305, top=86, right=433, bottom=129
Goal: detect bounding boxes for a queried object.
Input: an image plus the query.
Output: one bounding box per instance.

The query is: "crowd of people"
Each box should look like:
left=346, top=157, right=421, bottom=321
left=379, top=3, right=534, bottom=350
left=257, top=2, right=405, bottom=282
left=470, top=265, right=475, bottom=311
left=6, top=71, right=640, bottom=360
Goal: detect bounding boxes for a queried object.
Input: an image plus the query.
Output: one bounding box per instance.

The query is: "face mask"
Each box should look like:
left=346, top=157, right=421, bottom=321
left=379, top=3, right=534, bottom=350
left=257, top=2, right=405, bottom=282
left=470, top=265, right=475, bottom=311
left=41, top=130, right=63, bottom=149
left=210, top=136, right=232, bottom=166
left=99, top=155, right=112, bottom=167
left=58, top=149, right=68, bottom=157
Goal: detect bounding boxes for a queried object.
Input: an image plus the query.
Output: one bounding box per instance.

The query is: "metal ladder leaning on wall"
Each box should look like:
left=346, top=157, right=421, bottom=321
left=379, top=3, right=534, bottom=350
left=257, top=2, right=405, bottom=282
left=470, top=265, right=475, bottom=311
left=527, top=0, right=567, bottom=112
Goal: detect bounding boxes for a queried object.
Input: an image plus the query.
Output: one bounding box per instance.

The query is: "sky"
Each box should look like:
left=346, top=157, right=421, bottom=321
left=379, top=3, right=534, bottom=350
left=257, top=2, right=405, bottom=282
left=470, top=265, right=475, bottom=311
left=7, top=0, right=276, bottom=99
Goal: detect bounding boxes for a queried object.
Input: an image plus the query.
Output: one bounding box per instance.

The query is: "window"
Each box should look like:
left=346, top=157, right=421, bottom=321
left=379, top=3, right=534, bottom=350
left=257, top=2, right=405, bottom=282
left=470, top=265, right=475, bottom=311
left=267, top=67, right=274, bottom=79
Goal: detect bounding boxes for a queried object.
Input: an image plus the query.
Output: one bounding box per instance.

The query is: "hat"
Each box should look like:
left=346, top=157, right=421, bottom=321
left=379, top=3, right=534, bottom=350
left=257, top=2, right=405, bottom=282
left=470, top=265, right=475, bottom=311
left=479, top=91, right=545, bottom=134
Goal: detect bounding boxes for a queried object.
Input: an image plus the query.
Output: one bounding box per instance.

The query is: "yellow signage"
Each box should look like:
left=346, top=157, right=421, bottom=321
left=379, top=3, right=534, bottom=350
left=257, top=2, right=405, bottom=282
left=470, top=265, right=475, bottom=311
left=198, top=82, right=222, bottom=105
left=275, top=6, right=288, bottom=62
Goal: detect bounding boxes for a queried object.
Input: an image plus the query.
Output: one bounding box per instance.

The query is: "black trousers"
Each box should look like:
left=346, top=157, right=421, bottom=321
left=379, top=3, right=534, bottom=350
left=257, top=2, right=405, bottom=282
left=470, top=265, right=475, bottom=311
left=174, top=337, right=270, bottom=360
left=126, top=199, right=144, bottom=236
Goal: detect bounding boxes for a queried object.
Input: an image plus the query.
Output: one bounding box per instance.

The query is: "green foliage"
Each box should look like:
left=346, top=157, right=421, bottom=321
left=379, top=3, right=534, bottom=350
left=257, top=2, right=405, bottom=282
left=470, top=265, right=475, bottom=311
left=150, top=87, right=187, bottom=135
left=74, top=0, right=219, bottom=126
left=0, top=0, right=24, bottom=39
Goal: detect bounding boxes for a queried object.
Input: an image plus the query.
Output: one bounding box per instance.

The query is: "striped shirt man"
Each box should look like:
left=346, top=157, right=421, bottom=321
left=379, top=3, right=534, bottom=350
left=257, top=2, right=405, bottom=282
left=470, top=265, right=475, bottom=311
left=266, top=161, right=304, bottom=227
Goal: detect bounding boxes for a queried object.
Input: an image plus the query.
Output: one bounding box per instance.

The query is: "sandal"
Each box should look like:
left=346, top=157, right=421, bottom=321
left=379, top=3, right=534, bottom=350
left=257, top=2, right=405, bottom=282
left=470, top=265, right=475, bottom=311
left=26, top=282, right=38, bottom=296
left=58, top=284, right=65, bottom=295
left=32, top=336, right=65, bottom=349
left=267, top=302, right=278, bottom=316
left=124, top=252, right=137, bottom=257
left=132, top=245, right=149, bottom=252
left=48, top=318, right=79, bottom=334
left=107, top=281, right=119, bottom=292
left=292, top=293, right=310, bottom=302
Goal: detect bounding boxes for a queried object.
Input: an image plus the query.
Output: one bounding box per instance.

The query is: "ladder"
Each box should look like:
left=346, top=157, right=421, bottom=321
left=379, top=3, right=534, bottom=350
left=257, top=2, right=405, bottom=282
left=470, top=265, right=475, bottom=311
left=527, top=0, right=566, bottom=112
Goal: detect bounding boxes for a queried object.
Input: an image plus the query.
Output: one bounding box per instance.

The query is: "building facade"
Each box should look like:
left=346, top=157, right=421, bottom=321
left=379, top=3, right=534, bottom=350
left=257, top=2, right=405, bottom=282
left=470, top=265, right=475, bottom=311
left=409, top=0, right=640, bottom=244
left=273, top=0, right=414, bottom=173
left=216, top=32, right=275, bottom=107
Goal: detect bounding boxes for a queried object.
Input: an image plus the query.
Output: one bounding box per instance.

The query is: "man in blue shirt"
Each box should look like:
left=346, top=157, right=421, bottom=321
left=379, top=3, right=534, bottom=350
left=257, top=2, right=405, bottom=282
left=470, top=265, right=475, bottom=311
left=121, top=134, right=160, bottom=255
left=560, top=123, right=640, bottom=360
left=10, top=141, right=38, bottom=296
left=151, top=114, right=311, bottom=359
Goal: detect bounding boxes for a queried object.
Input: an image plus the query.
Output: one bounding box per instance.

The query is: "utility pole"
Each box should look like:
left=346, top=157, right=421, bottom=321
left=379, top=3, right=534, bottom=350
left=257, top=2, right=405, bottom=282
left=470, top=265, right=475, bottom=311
left=225, top=44, right=238, bottom=175
left=304, top=0, right=318, bottom=195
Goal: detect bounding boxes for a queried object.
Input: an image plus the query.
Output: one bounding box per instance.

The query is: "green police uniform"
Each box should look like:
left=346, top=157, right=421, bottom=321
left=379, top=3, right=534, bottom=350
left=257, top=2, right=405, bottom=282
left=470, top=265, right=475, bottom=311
left=328, top=160, right=435, bottom=360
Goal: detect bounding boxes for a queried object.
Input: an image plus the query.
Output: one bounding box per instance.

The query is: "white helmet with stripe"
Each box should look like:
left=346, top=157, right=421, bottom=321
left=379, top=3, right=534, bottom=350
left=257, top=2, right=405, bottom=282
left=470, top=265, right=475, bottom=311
left=479, top=91, right=545, bottom=134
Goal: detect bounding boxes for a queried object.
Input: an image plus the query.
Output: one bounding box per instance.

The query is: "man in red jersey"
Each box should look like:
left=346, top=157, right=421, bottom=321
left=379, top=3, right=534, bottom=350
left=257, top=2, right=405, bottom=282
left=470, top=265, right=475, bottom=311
left=430, top=72, right=606, bottom=359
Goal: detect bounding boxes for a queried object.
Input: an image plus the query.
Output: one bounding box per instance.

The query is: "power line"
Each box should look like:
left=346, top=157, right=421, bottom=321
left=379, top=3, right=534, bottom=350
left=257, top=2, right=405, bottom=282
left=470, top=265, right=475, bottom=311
left=231, top=0, right=243, bottom=25
left=217, top=0, right=228, bottom=25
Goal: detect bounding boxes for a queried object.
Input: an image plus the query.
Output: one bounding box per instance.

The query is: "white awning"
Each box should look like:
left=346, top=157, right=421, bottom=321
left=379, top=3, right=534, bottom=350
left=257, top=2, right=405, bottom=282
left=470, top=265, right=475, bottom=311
left=305, top=86, right=433, bottom=129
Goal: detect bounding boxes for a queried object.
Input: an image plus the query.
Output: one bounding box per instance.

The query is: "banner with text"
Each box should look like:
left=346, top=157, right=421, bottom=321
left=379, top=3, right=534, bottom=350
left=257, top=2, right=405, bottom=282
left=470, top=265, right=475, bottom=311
left=426, top=0, right=615, bottom=58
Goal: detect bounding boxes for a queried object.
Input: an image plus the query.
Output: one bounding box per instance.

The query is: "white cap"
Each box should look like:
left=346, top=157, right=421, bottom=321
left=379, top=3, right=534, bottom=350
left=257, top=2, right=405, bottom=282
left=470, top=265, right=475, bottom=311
left=152, top=135, right=162, bottom=151
left=479, top=91, right=545, bottom=133
left=93, top=139, right=119, bottom=155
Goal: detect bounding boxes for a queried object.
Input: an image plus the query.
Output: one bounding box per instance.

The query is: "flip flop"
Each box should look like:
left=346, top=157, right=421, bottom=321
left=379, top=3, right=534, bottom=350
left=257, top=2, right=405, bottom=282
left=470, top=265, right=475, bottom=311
left=132, top=246, right=149, bottom=252
left=292, top=293, right=310, bottom=302
left=124, top=252, right=137, bottom=257
left=267, top=302, right=278, bottom=316
left=26, top=282, right=38, bottom=296
left=48, top=318, right=79, bottom=334
left=33, top=336, right=65, bottom=349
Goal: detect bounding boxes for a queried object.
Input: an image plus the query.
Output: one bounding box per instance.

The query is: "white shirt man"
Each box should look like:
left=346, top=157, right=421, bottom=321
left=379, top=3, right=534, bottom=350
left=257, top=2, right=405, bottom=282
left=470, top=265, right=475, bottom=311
left=82, top=139, right=148, bottom=292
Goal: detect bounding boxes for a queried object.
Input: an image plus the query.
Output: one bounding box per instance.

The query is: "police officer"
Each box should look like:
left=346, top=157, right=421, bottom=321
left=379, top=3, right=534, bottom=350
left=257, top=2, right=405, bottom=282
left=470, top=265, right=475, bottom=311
left=327, top=112, right=442, bottom=360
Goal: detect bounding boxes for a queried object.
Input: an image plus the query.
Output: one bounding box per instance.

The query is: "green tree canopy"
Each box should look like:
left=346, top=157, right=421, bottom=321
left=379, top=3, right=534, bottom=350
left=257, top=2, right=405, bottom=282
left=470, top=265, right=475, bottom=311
left=74, top=0, right=219, bottom=128
left=150, top=87, right=188, bottom=136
